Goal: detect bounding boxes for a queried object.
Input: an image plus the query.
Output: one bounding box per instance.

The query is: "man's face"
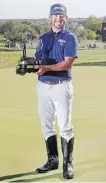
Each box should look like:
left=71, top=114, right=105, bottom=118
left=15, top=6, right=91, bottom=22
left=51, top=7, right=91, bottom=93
left=49, top=14, right=67, bottom=30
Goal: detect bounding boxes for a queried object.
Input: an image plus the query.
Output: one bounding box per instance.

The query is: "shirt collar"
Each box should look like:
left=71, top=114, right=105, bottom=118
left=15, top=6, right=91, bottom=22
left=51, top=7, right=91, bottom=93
left=50, top=28, right=66, bottom=35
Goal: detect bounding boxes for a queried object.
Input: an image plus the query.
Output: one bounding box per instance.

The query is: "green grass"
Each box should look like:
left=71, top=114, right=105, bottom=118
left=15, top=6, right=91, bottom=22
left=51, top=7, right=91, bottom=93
left=0, top=47, right=106, bottom=181
left=0, top=64, right=106, bottom=181
left=0, top=49, right=35, bottom=68
left=0, top=49, right=106, bottom=70
left=78, top=49, right=106, bottom=62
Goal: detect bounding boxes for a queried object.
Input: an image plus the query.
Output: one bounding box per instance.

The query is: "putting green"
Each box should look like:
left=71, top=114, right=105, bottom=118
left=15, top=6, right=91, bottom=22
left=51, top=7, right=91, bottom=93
left=0, top=66, right=106, bottom=182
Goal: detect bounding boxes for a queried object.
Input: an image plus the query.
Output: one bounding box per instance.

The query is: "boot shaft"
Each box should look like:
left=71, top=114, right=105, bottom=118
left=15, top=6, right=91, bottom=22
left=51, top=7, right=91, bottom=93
left=46, top=135, right=58, bottom=158
left=61, top=137, right=74, bottom=161
left=61, top=137, right=74, bottom=179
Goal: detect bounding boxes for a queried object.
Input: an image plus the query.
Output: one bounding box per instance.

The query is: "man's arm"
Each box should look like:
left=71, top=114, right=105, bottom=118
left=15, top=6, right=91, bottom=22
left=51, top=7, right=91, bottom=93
left=36, top=56, right=75, bottom=75
left=47, top=57, right=75, bottom=71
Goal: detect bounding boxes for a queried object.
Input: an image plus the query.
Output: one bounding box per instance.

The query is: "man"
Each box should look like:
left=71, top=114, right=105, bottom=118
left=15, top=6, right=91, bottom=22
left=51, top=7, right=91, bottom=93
left=34, top=3, right=78, bottom=179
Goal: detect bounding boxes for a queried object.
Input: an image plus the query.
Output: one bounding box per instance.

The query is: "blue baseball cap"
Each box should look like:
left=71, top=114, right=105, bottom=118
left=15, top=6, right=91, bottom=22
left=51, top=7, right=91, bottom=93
left=50, top=4, right=67, bottom=16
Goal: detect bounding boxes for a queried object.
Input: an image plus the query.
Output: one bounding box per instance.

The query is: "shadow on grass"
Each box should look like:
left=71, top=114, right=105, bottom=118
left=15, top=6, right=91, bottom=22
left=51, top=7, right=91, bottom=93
left=0, top=171, right=63, bottom=182
left=11, top=173, right=63, bottom=182
left=0, top=158, right=105, bottom=182
left=73, top=61, right=106, bottom=67
left=0, top=172, right=37, bottom=181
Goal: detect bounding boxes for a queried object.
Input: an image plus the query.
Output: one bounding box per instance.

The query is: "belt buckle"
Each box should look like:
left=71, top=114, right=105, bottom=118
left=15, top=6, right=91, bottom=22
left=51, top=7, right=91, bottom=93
left=44, top=80, right=62, bottom=85
left=54, top=81, right=60, bottom=84
left=55, top=80, right=61, bottom=84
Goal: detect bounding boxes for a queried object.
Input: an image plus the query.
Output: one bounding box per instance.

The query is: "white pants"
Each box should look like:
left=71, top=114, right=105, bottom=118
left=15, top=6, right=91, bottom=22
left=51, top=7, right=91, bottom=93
left=36, top=80, right=74, bottom=142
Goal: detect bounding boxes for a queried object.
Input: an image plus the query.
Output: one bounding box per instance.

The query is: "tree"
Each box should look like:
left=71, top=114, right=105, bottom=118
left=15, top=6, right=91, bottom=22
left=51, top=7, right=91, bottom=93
left=0, top=21, right=14, bottom=35
left=0, top=21, right=43, bottom=42
left=87, top=31, right=97, bottom=40
left=102, top=16, right=106, bottom=22
left=84, top=16, right=102, bottom=35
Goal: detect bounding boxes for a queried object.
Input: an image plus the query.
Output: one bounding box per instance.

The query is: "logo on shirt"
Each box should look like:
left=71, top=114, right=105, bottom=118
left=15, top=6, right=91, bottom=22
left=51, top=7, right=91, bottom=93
left=58, top=39, right=66, bottom=46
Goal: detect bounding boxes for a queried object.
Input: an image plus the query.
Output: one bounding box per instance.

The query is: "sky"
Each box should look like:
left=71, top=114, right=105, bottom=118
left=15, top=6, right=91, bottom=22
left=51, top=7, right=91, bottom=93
left=0, top=0, right=106, bottom=19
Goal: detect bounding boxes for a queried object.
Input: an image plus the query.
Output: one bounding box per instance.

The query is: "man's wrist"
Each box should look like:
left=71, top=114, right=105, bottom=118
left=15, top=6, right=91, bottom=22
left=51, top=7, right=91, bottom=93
left=45, top=65, right=51, bottom=71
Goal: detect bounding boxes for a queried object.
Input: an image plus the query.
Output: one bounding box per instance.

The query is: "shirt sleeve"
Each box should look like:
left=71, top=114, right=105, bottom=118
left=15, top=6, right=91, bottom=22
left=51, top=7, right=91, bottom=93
left=64, top=33, right=78, bottom=58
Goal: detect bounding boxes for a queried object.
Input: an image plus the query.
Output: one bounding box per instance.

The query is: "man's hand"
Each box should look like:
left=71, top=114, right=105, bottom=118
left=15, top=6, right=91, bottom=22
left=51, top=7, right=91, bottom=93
left=34, top=65, right=49, bottom=75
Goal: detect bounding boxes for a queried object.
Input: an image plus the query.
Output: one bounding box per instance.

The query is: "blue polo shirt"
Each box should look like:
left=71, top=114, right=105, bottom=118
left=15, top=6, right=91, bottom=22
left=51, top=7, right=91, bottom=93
left=35, top=29, right=78, bottom=82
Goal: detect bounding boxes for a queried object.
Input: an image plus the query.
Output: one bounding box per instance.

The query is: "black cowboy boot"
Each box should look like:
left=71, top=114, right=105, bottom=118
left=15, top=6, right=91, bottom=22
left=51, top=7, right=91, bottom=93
left=36, top=135, right=59, bottom=173
left=61, top=137, right=74, bottom=179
